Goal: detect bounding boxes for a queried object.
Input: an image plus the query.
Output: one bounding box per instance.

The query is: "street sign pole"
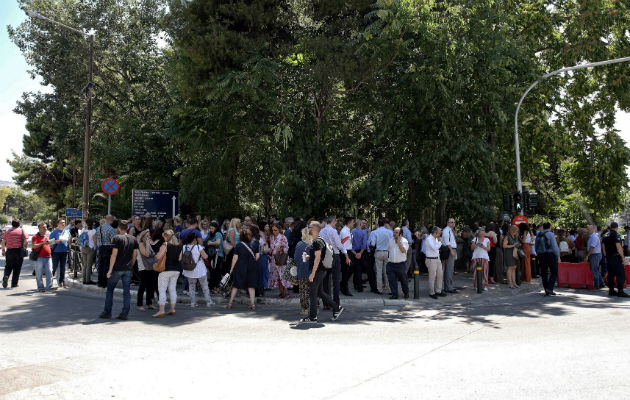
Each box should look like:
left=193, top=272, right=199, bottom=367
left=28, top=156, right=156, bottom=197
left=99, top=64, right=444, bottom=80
left=101, top=178, right=120, bottom=216
left=172, top=196, right=176, bottom=218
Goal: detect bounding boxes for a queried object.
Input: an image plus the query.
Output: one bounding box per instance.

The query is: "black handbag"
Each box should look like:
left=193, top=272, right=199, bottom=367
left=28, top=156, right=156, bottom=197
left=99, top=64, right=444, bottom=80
left=439, top=245, right=451, bottom=260
left=29, top=249, right=39, bottom=261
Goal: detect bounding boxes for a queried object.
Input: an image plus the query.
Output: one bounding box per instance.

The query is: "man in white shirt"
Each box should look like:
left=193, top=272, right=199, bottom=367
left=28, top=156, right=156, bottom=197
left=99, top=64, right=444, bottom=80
left=339, top=217, right=355, bottom=296
left=426, top=226, right=446, bottom=299
left=386, top=228, right=409, bottom=299
left=442, top=218, right=458, bottom=293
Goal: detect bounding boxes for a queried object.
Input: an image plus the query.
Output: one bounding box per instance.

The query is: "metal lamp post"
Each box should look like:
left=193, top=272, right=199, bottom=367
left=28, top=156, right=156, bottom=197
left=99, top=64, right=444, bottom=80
left=25, top=9, right=94, bottom=220
left=514, top=56, right=630, bottom=215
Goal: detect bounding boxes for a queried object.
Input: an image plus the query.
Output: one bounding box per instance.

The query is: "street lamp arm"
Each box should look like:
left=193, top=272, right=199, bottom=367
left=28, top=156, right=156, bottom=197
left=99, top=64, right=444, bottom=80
left=25, top=10, right=86, bottom=37
left=513, top=55, right=630, bottom=214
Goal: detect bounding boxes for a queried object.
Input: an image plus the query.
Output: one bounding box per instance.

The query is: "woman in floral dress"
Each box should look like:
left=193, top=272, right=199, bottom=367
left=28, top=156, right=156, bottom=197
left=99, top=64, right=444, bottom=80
left=268, top=222, right=292, bottom=299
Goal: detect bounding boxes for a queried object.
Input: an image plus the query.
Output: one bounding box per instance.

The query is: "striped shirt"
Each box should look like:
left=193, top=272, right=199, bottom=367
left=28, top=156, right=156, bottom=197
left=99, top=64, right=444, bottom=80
left=3, top=228, right=26, bottom=249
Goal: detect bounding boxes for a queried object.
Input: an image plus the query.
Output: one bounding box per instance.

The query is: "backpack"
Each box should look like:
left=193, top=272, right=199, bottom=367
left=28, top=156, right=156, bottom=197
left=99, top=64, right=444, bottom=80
left=78, top=231, right=89, bottom=247
left=535, top=232, right=550, bottom=254
left=181, top=244, right=200, bottom=271
left=558, top=240, right=570, bottom=254
left=321, top=239, right=334, bottom=269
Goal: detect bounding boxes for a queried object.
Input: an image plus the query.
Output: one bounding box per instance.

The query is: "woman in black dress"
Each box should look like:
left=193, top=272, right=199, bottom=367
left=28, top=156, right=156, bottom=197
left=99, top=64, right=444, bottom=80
left=228, top=228, right=258, bottom=310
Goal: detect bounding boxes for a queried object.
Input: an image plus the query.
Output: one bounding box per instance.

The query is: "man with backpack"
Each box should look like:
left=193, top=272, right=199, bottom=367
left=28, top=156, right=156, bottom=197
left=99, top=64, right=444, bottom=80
left=536, top=222, right=560, bottom=296
left=300, top=221, right=344, bottom=323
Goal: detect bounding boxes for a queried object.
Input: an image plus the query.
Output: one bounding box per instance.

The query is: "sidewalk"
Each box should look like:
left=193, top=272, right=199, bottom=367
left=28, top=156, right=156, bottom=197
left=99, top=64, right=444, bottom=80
left=63, top=265, right=545, bottom=308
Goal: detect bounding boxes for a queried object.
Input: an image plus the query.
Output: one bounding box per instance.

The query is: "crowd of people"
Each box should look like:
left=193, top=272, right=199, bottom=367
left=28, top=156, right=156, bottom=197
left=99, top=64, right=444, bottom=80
left=2, top=213, right=628, bottom=322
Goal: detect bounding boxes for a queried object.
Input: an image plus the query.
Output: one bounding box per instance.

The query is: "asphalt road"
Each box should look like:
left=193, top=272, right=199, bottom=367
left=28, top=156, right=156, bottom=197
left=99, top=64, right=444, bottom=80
left=1, top=261, right=629, bottom=400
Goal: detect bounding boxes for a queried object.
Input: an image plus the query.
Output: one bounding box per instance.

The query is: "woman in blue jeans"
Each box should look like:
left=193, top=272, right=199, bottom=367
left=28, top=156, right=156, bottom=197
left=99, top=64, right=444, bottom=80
left=49, top=218, right=70, bottom=287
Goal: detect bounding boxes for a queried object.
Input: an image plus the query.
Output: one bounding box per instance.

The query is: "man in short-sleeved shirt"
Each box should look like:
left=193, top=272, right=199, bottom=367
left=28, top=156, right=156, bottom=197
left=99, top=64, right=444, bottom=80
left=111, top=232, right=139, bottom=272
left=100, top=221, right=139, bottom=320
left=1, top=220, right=27, bottom=288
left=180, top=218, right=203, bottom=246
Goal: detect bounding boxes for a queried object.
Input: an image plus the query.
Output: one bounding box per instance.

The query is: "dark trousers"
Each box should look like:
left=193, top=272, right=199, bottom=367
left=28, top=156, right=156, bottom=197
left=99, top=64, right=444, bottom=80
left=51, top=252, right=68, bottom=284
left=340, top=255, right=353, bottom=293
left=210, top=256, right=223, bottom=289
left=386, top=261, right=409, bottom=297
left=309, top=269, right=339, bottom=319
left=540, top=253, right=558, bottom=291
left=531, top=254, right=540, bottom=278
left=488, top=247, right=496, bottom=279
left=137, top=270, right=157, bottom=306
left=606, top=255, right=625, bottom=291
left=323, top=254, right=341, bottom=305
left=349, top=252, right=365, bottom=291
left=98, top=246, right=113, bottom=287
left=3, top=248, right=24, bottom=287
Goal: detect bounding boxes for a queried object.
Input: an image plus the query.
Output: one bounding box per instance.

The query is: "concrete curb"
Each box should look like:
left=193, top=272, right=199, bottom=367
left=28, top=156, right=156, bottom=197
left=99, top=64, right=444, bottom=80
left=64, top=272, right=544, bottom=308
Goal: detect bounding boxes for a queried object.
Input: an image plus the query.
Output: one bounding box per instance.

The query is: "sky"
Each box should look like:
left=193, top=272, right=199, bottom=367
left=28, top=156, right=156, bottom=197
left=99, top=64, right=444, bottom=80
left=0, top=1, right=629, bottom=184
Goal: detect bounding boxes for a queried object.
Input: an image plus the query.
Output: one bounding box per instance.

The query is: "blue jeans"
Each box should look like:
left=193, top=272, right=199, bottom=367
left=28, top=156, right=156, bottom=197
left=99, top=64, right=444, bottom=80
left=588, top=253, right=604, bottom=288
left=103, top=270, right=132, bottom=316
left=36, top=257, right=53, bottom=291
left=52, top=252, right=68, bottom=284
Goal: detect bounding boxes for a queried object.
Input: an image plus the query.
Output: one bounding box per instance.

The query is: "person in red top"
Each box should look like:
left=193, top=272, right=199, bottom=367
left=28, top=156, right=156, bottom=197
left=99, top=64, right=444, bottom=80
left=31, top=223, right=55, bottom=292
left=1, top=220, right=27, bottom=289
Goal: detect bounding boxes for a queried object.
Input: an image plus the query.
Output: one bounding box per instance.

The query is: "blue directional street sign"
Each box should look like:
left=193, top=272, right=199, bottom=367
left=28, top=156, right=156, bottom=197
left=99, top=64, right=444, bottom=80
left=65, top=208, right=83, bottom=218
left=132, top=190, right=179, bottom=218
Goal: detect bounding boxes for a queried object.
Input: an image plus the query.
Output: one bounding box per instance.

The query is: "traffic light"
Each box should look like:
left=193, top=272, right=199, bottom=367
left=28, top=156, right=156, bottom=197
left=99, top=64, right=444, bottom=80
left=513, top=192, right=523, bottom=212
left=523, top=191, right=530, bottom=210
left=528, top=192, right=538, bottom=208
left=503, top=194, right=512, bottom=212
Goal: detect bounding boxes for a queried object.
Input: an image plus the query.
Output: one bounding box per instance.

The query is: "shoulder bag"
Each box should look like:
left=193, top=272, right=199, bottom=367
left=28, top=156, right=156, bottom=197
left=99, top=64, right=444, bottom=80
left=154, top=244, right=167, bottom=272
left=222, top=231, right=234, bottom=255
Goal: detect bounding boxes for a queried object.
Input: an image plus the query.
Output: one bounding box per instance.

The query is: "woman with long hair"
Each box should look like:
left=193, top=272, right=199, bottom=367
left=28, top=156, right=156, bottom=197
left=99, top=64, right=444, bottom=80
left=152, top=230, right=180, bottom=318
left=503, top=225, right=521, bottom=289
left=227, top=228, right=258, bottom=310
left=268, top=222, right=291, bottom=299
left=294, top=227, right=312, bottom=314
left=519, top=223, right=532, bottom=283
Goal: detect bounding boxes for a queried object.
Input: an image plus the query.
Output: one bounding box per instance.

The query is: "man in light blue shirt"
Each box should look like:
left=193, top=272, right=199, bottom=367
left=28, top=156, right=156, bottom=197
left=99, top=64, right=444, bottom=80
left=539, top=222, right=560, bottom=296
left=320, top=216, right=350, bottom=305
left=585, top=225, right=604, bottom=288
left=351, top=219, right=370, bottom=292
left=370, top=218, right=393, bottom=292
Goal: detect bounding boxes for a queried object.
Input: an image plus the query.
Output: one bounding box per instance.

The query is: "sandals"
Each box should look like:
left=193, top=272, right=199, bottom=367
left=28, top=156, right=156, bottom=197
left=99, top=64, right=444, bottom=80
left=152, top=313, right=165, bottom=318
left=249, top=303, right=256, bottom=310
left=167, top=311, right=176, bottom=316
left=226, top=302, right=233, bottom=310
left=147, top=305, right=157, bottom=310
left=137, top=306, right=146, bottom=312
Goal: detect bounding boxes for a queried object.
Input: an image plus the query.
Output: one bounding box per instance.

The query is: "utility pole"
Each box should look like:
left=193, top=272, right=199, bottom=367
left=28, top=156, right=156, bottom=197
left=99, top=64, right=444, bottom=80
left=25, top=9, right=94, bottom=220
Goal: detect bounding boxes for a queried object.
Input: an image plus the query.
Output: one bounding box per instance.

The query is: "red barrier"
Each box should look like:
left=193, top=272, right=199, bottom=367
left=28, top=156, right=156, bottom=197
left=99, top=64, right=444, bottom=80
left=558, top=262, right=594, bottom=289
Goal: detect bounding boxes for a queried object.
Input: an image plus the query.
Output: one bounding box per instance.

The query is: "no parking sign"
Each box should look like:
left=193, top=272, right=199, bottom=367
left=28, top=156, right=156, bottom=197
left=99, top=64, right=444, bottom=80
left=101, top=178, right=119, bottom=214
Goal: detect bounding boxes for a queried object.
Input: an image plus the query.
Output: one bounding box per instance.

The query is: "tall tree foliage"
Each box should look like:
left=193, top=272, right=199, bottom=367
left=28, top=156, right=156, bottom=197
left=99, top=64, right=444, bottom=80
left=8, top=0, right=630, bottom=226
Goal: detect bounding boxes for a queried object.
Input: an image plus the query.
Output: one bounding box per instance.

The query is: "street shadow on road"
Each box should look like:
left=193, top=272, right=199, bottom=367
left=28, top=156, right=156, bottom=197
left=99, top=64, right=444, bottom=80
left=1, top=284, right=628, bottom=332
